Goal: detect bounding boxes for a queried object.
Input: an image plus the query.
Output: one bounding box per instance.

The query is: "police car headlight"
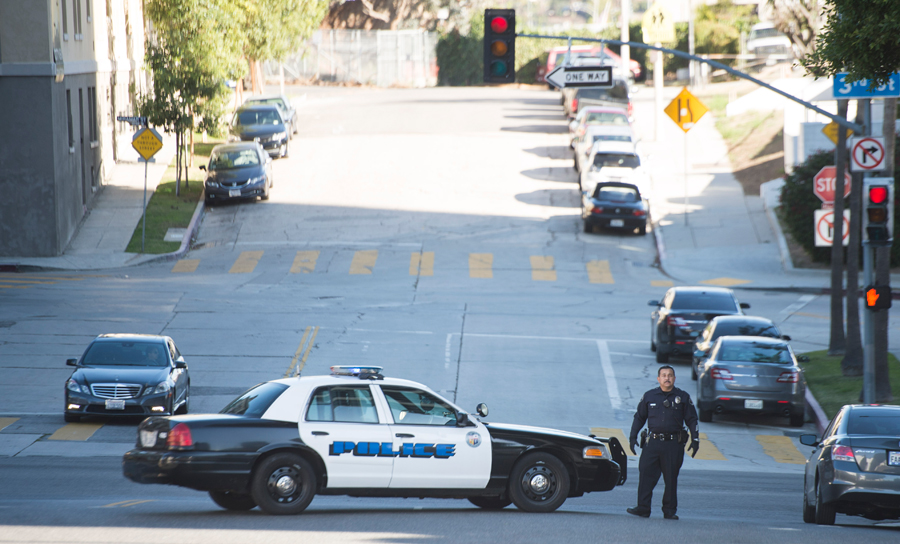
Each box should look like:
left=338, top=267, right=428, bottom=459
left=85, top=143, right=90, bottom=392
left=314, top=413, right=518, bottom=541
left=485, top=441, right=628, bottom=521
left=583, top=444, right=609, bottom=459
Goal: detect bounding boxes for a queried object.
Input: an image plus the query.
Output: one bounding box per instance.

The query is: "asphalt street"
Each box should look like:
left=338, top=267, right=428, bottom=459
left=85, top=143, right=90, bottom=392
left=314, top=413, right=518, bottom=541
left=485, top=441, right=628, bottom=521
left=1, top=84, right=898, bottom=541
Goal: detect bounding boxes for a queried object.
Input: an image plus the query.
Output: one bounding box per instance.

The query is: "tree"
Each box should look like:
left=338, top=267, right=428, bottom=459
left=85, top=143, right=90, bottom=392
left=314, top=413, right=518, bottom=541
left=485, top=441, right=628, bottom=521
left=766, top=0, right=824, bottom=60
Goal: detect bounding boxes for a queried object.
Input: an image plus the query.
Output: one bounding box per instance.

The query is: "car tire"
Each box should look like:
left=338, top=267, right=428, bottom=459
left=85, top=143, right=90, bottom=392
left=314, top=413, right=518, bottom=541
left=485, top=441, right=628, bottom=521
left=508, top=452, right=570, bottom=513
left=638, top=224, right=647, bottom=235
left=814, top=479, right=836, bottom=525
left=655, top=349, right=668, bottom=364
left=178, top=387, right=190, bottom=415
left=698, top=407, right=713, bottom=423
left=64, top=413, right=80, bottom=423
left=468, top=496, right=512, bottom=510
left=281, top=140, right=289, bottom=159
left=251, top=453, right=316, bottom=515
left=205, top=198, right=213, bottom=207
left=583, top=221, right=592, bottom=234
left=802, top=487, right=816, bottom=524
left=573, top=157, right=578, bottom=171
left=790, top=411, right=804, bottom=427
left=691, top=362, right=698, bottom=381
left=261, top=185, right=270, bottom=201
left=209, top=490, right=257, bottom=511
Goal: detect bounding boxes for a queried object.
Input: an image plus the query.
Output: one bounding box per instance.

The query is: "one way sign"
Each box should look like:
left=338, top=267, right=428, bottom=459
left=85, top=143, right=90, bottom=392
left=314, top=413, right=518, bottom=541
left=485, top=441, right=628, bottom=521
left=545, top=65, right=613, bottom=89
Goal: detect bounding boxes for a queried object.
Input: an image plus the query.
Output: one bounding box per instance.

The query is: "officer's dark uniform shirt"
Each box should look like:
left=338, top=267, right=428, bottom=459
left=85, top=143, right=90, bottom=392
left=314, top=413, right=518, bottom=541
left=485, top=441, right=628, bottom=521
left=629, top=386, right=699, bottom=443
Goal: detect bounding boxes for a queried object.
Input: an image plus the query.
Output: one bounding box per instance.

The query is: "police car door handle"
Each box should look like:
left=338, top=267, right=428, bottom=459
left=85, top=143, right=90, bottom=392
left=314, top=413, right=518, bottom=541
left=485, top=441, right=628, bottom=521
left=395, top=433, right=415, bottom=438
left=311, top=431, right=329, bottom=436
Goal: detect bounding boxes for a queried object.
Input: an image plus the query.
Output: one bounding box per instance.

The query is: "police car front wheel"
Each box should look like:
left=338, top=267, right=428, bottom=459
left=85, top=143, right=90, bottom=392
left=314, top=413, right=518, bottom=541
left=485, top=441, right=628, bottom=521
left=251, top=453, right=316, bottom=515
left=509, top=452, right=570, bottom=513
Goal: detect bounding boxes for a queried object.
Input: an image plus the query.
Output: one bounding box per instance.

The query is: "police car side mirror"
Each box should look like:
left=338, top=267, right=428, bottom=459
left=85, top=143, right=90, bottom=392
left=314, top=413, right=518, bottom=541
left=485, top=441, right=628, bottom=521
left=476, top=403, right=489, bottom=417
left=456, top=411, right=475, bottom=427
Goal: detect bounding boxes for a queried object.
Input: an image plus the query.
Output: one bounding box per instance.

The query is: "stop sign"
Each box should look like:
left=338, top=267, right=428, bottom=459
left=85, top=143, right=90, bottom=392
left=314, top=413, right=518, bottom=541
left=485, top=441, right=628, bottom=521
left=814, top=166, right=852, bottom=203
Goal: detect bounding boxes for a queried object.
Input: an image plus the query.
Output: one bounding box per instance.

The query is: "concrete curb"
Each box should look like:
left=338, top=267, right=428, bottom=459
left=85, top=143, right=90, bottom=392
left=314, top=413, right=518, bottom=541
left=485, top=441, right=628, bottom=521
left=763, top=200, right=796, bottom=273
left=805, top=388, right=830, bottom=435
left=136, top=193, right=206, bottom=266
left=650, top=205, right=678, bottom=282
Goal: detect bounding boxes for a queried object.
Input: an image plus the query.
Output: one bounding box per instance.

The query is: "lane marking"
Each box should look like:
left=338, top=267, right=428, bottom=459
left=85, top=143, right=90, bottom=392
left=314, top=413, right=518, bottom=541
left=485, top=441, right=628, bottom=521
left=778, top=295, right=817, bottom=319
left=586, top=260, right=614, bottom=284
left=229, top=251, right=264, bottom=274
left=0, top=275, right=88, bottom=281
left=698, top=277, right=752, bottom=287
left=687, top=432, right=727, bottom=461
left=0, top=417, right=19, bottom=431
left=284, top=326, right=319, bottom=377
left=596, top=340, right=622, bottom=410
left=469, top=253, right=493, bottom=278
left=461, top=332, right=645, bottom=343
left=756, top=435, right=806, bottom=464
left=590, top=427, right=633, bottom=456
left=531, top=256, right=557, bottom=281
left=410, top=252, right=434, bottom=277
left=445, top=333, right=452, bottom=369
left=101, top=499, right=156, bottom=508
left=0, top=285, right=29, bottom=289
left=0, top=279, right=56, bottom=284
left=171, top=259, right=199, bottom=273
left=291, top=250, right=320, bottom=274
left=349, top=250, right=378, bottom=275
left=609, top=351, right=656, bottom=359
left=48, top=422, right=103, bottom=441
left=651, top=280, right=673, bottom=287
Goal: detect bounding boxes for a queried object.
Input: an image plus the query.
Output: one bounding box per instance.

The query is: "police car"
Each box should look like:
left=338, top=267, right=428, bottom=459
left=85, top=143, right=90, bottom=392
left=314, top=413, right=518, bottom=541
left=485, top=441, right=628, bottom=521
left=123, top=366, right=627, bottom=515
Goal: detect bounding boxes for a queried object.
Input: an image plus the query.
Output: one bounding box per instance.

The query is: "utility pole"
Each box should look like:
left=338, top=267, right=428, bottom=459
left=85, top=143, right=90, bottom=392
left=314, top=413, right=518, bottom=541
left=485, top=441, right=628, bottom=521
left=620, top=0, right=630, bottom=79
left=829, top=99, right=849, bottom=355
left=874, top=97, right=896, bottom=402
left=688, top=0, right=695, bottom=87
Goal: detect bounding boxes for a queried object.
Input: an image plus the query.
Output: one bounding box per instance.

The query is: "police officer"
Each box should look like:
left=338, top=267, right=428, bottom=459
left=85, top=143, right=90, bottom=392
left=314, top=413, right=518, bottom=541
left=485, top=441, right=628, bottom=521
left=626, top=365, right=699, bottom=520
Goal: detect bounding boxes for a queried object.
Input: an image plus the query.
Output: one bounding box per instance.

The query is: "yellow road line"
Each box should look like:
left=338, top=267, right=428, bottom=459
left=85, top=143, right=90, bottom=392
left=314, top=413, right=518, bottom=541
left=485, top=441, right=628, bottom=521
left=590, top=427, right=633, bottom=457
left=0, top=417, right=19, bottom=432
left=0, top=285, right=29, bottom=289
left=410, top=252, right=434, bottom=277
left=757, top=435, right=806, bottom=464
left=349, top=250, right=378, bottom=275
left=291, top=250, right=320, bottom=274
left=651, top=280, right=674, bottom=287
left=687, top=432, right=727, bottom=461
left=586, top=260, right=614, bottom=284
left=102, top=499, right=156, bottom=508
left=284, top=326, right=319, bottom=377
left=0, top=275, right=86, bottom=281
left=699, top=277, right=752, bottom=287
left=531, top=256, right=557, bottom=281
left=229, top=251, right=264, bottom=274
left=469, top=253, right=493, bottom=279
left=0, top=279, right=56, bottom=284
left=48, top=422, right=104, bottom=441
left=171, top=259, right=200, bottom=273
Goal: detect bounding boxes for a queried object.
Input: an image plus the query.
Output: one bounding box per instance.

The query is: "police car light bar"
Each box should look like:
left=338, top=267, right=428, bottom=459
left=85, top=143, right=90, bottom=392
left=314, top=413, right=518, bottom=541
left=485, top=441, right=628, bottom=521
left=330, top=366, right=384, bottom=379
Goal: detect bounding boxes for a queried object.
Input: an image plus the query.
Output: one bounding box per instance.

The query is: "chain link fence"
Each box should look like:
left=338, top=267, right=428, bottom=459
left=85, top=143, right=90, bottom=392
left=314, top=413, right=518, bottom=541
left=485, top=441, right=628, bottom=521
left=263, top=30, right=438, bottom=88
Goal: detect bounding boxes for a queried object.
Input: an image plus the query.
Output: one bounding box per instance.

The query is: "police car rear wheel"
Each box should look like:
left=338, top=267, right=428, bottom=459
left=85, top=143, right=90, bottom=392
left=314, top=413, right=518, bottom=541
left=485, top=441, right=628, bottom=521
left=209, top=490, right=257, bottom=511
left=509, top=452, right=570, bottom=513
left=251, top=453, right=316, bottom=515
left=468, top=496, right=512, bottom=510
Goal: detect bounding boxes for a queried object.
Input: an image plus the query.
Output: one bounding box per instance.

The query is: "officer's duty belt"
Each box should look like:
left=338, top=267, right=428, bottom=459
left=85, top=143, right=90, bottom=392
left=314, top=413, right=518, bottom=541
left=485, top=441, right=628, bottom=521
left=649, top=432, right=680, bottom=441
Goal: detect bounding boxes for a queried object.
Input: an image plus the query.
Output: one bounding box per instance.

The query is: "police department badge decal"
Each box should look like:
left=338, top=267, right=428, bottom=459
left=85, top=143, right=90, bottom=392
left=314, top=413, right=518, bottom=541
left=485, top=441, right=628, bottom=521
left=466, top=432, right=482, bottom=448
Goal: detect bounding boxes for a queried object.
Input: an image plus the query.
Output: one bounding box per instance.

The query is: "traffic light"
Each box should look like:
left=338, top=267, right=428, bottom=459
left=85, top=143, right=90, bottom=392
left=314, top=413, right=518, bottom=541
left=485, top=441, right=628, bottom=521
left=483, top=9, right=516, bottom=84
left=864, top=285, right=892, bottom=311
left=863, top=178, right=894, bottom=245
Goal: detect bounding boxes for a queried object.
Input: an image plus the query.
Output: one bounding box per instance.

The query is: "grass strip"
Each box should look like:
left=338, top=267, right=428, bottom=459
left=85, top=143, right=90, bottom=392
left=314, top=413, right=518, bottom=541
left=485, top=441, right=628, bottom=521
left=800, top=350, right=900, bottom=419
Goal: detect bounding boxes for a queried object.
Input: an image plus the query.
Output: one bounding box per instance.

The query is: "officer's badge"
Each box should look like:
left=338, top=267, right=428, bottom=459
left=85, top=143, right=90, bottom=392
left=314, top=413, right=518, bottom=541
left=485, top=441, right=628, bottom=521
left=466, top=432, right=482, bottom=448
left=675, top=396, right=681, bottom=404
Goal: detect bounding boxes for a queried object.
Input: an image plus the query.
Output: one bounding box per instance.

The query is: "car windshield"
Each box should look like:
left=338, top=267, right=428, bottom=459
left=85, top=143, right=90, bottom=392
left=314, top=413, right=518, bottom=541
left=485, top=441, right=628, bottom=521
left=235, top=109, right=281, bottom=126
left=713, top=323, right=779, bottom=339
left=750, top=28, right=783, bottom=40
left=220, top=382, right=289, bottom=417
left=576, top=83, right=629, bottom=101
left=585, top=112, right=629, bottom=125
left=596, top=186, right=638, bottom=202
left=671, top=293, right=737, bottom=311
left=592, top=134, right=632, bottom=143
left=593, top=153, right=640, bottom=168
left=209, top=149, right=260, bottom=170
left=81, top=341, right=168, bottom=367
left=718, top=342, right=792, bottom=364
left=848, top=412, right=900, bottom=436
left=246, top=98, right=286, bottom=110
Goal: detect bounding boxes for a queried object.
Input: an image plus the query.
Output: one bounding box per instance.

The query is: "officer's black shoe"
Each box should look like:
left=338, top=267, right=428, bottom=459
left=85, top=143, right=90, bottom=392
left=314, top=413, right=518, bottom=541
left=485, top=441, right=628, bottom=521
left=627, top=507, right=650, bottom=518
left=664, top=513, right=679, bottom=520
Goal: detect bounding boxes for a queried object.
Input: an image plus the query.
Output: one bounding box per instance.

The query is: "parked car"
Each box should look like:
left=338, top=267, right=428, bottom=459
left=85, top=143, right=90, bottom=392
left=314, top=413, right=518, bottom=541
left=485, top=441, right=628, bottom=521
left=123, top=366, right=627, bottom=515
left=200, top=142, right=273, bottom=206
left=243, top=94, right=298, bottom=136
left=539, top=45, right=643, bottom=86
left=64, top=334, right=190, bottom=422
left=649, top=286, right=750, bottom=363
left=569, top=106, right=631, bottom=148
left=582, top=182, right=648, bottom=235
left=800, top=404, right=900, bottom=524
left=579, top=141, right=650, bottom=196
left=573, top=125, right=636, bottom=173
left=563, top=79, right=633, bottom=121
left=229, top=104, right=290, bottom=158
left=746, top=22, right=792, bottom=60
left=691, top=315, right=790, bottom=380
left=696, top=336, right=807, bottom=426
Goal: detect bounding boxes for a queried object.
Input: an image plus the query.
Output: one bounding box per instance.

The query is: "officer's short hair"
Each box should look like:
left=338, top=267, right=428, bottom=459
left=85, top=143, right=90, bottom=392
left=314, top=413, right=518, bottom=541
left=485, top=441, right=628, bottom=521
left=658, top=365, right=675, bottom=376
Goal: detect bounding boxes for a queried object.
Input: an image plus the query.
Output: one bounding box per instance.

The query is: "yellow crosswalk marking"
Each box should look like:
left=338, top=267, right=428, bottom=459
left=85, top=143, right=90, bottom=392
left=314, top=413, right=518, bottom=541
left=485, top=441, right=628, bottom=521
left=651, top=280, right=673, bottom=287
left=757, top=435, right=806, bottom=464
left=531, top=256, right=557, bottom=281
left=590, top=427, right=634, bottom=457
left=410, top=252, right=434, bottom=276
left=49, top=422, right=103, bottom=441
left=469, top=253, right=493, bottom=279
left=0, top=417, right=19, bottom=432
left=349, top=250, right=378, bottom=275
left=291, top=250, right=320, bottom=274
left=699, top=277, right=752, bottom=287
left=586, top=260, right=614, bottom=284
left=686, top=432, right=727, bottom=460
left=102, top=499, right=156, bottom=508
left=171, top=259, right=199, bottom=273
left=229, top=251, right=264, bottom=274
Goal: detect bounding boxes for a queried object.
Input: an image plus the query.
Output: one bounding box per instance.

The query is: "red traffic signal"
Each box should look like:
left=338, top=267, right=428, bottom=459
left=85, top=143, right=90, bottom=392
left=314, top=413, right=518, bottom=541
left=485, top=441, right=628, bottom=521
left=869, top=186, right=888, bottom=204
left=483, top=9, right=516, bottom=84
left=863, top=179, right=893, bottom=244
left=864, top=285, right=892, bottom=311
left=490, top=16, right=509, bottom=34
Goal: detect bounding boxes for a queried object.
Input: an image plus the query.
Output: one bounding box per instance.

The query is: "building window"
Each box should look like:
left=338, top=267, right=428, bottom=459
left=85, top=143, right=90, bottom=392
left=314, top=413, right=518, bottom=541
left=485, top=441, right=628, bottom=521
left=88, top=87, right=98, bottom=143
left=61, top=0, right=68, bottom=40
left=73, top=0, right=82, bottom=39
left=66, top=89, right=74, bottom=150
left=85, top=0, right=91, bottom=22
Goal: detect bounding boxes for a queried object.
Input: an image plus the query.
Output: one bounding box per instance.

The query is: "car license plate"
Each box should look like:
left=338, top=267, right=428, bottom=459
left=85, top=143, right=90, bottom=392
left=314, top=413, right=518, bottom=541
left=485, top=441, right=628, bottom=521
left=105, top=399, right=125, bottom=410
left=610, top=219, right=624, bottom=227
left=140, top=429, right=157, bottom=448
left=229, top=189, right=241, bottom=197
left=889, top=451, right=900, bottom=466
left=744, top=399, right=763, bottom=410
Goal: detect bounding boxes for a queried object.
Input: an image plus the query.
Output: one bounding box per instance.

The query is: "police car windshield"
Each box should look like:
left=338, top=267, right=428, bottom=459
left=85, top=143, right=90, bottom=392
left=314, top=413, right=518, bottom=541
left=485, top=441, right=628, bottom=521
left=220, top=382, right=289, bottom=417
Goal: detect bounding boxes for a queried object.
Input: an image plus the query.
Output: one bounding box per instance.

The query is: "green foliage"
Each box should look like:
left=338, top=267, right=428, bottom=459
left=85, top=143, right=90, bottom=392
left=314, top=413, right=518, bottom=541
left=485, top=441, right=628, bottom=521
left=126, top=177, right=204, bottom=254
left=800, top=350, right=900, bottom=417
left=435, top=14, right=483, bottom=86
left=804, top=0, right=900, bottom=86
left=242, top=0, right=329, bottom=62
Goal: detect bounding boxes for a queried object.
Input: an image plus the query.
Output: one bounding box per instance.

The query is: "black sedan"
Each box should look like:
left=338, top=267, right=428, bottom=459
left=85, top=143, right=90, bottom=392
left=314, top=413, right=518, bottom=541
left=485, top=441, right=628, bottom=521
left=691, top=315, right=790, bottom=380
left=230, top=104, right=290, bottom=158
left=649, top=286, right=750, bottom=363
left=201, top=143, right=273, bottom=206
left=800, top=404, right=900, bottom=524
left=123, top=366, right=626, bottom=515
left=243, top=94, right=298, bottom=136
left=582, top=182, right=648, bottom=235
left=64, top=334, right=190, bottom=422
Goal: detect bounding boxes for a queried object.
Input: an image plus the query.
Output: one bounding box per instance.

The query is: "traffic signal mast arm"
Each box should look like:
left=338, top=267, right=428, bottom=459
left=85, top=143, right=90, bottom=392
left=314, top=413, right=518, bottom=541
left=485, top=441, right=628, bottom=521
left=515, top=33, right=864, bottom=134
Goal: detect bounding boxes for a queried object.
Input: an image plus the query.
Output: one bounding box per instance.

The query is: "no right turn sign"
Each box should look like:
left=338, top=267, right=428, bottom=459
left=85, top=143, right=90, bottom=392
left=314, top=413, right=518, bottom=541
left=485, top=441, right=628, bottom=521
left=850, top=136, right=886, bottom=172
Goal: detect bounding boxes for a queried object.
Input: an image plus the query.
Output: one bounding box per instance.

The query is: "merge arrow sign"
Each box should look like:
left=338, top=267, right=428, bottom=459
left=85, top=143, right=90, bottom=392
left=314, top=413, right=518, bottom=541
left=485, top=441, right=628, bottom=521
left=546, top=65, right=613, bottom=89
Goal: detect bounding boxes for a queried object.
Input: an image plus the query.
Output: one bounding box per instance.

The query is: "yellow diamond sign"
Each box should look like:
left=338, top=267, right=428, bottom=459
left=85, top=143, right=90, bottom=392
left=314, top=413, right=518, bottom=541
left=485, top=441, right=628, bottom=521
left=642, top=3, right=676, bottom=44
left=132, top=127, right=163, bottom=161
left=664, top=88, right=708, bottom=132
left=821, top=121, right=853, bottom=145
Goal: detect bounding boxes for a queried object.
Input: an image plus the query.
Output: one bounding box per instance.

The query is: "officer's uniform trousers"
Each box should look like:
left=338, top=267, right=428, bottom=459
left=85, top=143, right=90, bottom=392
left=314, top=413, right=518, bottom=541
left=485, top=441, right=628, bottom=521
left=637, top=435, right=685, bottom=516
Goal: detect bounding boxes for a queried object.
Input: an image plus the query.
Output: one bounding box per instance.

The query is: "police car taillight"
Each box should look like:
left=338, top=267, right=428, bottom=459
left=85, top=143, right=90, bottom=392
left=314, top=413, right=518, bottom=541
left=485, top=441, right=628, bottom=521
left=167, top=423, right=193, bottom=449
